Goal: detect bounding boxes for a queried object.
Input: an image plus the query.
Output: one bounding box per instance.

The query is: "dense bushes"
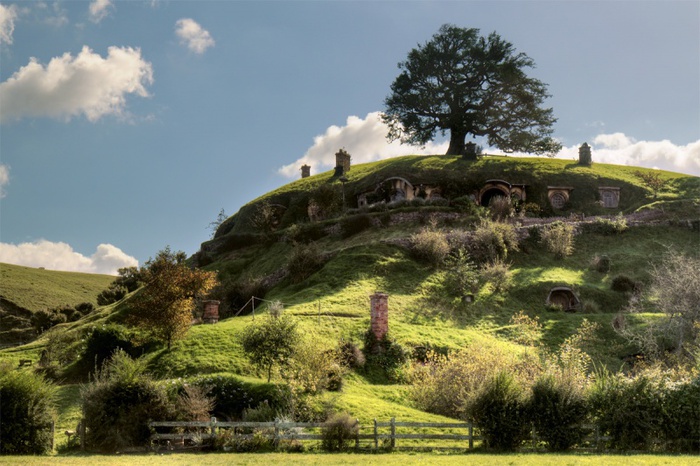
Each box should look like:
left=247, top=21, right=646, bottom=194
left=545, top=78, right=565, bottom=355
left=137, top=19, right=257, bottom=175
left=409, top=225, right=450, bottom=267
left=0, top=369, right=56, bottom=454
left=287, top=242, right=327, bottom=283
left=321, top=412, right=359, bottom=451
left=81, top=351, right=172, bottom=452
left=469, top=221, right=518, bottom=264
left=541, top=221, right=575, bottom=258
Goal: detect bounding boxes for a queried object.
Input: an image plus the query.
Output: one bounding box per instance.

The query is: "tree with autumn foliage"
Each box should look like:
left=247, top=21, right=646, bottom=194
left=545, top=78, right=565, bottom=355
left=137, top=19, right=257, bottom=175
left=129, top=247, right=218, bottom=350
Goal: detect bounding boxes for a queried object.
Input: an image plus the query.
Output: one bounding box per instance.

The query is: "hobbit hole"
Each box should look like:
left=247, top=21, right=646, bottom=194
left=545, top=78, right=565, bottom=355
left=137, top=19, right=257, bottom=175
left=547, top=186, right=574, bottom=209
left=599, top=186, right=621, bottom=208
left=546, top=287, right=580, bottom=312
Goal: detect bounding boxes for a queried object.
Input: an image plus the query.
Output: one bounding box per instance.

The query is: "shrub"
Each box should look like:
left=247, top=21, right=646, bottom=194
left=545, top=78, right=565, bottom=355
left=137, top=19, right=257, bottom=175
left=582, top=215, right=628, bottom=236
left=30, top=309, right=66, bottom=334
left=337, top=340, right=365, bottom=369
left=529, top=374, right=588, bottom=451
left=582, top=300, right=601, bottom=313
left=215, top=275, right=269, bottom=317
left=78, top=324, right=135, bottom=375
left=0, top=369, right=56, bottom=454
left=470, top=221, right=519, bottom=264
left=283, top=338, right=345, bottom=395
left=522, top=202, right=542, bottom=217
left=340, top=213, right=373, bottom=238
left=663, top=376, right=700, bottom=452
left=363, top=331, right=409, bottom=383
left=321, top=412, right=359, bottom=451
left=488, top=196, right=514, bottom=221
left=287, top=242, right=326, bottom=283
left=241, top=314, right=300, bottom=382
left=481, top=259, right=513, bottom=293
left=588, top=371, right=665, bottom=451
left=409, top=226, right=450, bottom=267
left=190, top=374, right=290, bottom=421
left=444, top=248, right=480, bottom=298
left=541, top=221, right=575, bottom=258
left=508, top=310, right=542, bottom=346
left=81, top=350, right=172, bottom=452
left=468, top=371, right=530, bottom=451
left=611, top=274, right=640, bottom=293
left=96, top=285, right=127, bottom=306
left=591, top=254, right=611, bottom=273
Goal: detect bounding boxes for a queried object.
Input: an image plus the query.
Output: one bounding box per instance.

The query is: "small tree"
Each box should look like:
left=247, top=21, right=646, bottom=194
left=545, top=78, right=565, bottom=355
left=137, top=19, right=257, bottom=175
left=129, top=247, right=218, bottom=350
left=241, top=313, right=300, bottom=382
left=541, top=221, right=575, bottom=258
left=207, top=208, right=227, bottom=238
left=634, top=170, right=667, bottom=199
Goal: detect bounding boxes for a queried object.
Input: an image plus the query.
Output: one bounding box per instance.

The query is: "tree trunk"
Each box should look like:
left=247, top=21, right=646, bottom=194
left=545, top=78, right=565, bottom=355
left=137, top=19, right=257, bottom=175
left=446, top=129, right=467, bottom=157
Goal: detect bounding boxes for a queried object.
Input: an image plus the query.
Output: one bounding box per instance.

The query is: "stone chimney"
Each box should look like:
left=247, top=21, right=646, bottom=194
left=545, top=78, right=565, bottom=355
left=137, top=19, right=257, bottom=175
left=335, top=149, right=351, bottom=176
left=370, top=292, right=388, bottom=340
left=301, top=164, right=311, bottom=178
left=202, top=300, right=220, bottom=324
left=578, top=142, right=592, bottom=166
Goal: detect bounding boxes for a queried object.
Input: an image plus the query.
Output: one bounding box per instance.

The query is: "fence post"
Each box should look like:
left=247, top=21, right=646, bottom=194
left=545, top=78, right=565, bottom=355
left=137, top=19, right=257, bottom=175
left=274, top=419, right=280, bottom=449
left=468, top=422, right=473, bottom=449
left=210, top=416, right=217, bottom=442
left=80, top=407, right=86, bottom=451
left=390, top=417, right=395, bottom=450
left=373, top=419, right=378, bottom=450
left=51, top=421, right=55, bottom=451
left=355, top=418, right=360, bottom=449
left=594, top=424, right=600, bottom=450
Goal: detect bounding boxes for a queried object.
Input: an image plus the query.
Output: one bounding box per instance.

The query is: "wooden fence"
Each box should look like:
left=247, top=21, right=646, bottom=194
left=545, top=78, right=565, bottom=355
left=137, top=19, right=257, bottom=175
left=149, top=417, right=610, bottom=451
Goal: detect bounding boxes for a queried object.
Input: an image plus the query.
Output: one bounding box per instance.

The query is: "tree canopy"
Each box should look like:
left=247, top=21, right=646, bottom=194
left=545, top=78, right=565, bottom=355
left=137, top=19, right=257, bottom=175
left=129, top=246, right=218, bottom=350
left=383, top=24, right=561, bottom=157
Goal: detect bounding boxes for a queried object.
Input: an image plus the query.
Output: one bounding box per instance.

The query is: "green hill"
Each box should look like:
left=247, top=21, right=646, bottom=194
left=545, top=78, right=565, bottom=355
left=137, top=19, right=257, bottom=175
left=1, top=154, right=698, bottom=449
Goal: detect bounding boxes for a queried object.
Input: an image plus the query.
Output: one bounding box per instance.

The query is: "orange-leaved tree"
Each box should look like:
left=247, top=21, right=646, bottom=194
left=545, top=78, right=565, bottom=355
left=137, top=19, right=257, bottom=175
left=129, top=246, right=218, bottom=350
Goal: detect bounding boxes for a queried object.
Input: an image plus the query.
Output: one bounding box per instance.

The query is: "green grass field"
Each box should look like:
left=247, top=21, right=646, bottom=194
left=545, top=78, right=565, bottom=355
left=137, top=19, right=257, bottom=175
left=2, top=452, right=699, bottom=466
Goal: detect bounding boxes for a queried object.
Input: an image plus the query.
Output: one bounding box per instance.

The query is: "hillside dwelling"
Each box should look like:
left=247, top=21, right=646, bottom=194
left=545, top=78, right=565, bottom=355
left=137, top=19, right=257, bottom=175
left=478, top=179, right=527, bottom=206
left=546, top=287, right=580, bottom=312
left=357, top=177, right=442, bottom=207
left=547, top=186, right=574, bottom=209
left=598, top=186, right=621, bottom=208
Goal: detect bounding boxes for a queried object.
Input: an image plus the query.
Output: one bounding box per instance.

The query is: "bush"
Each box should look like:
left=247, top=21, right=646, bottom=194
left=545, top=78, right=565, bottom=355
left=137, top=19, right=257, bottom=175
left=30, top=309, right=67, bottom=334
left=409, top=227, right=450, bottom=267
left=214, top=275, right=269, bottom=317
left=529, top=374, right=588, bottom=451
left=611, top=274, right=640, bottom=293
left=588, top=371, right=665, bottom=451
left=522, top=202, right=542, bottom=217
left=591, top=254, right=611, bottom=273
left=96, top=285, right=127, bottom=306
left=78, top=324, right=135, bottom=375
left=321, top=412, right=359, bottom=451
left=444, top=248, right=480, bottom=298
left=581, top=215, right=628, bottom=236
left=337, top=340, right=365, bottom=369
left=470, top=221, right=519, bottom=264
left=339, top=213, right=373, bottom=238
left=488, top=196, right=514, bottom=221
left=468, top=371, right=530, bottom=451
left=191, top=374, right=290, bottom=421
left=541, top=221, right=575, bottom=258
left=451, top=195, right=480, bottom=215
left=81, top=350, right=172, bottom=452
left=287, top=242, right=326, bottom=283
left=363, top=331, right=409, bottom=383
left=0, top=369, right=56, bottom=454
left=481, top=259, right=513, bottom=293
left=663, top=376, right=700, bottom=452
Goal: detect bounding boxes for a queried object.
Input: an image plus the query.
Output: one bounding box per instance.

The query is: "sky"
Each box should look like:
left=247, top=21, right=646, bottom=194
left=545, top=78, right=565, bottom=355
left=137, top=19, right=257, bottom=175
left=0, top=0, right=698, bottom=275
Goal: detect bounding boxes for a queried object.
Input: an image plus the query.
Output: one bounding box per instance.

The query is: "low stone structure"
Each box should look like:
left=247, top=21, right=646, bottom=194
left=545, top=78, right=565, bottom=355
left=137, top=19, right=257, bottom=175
left=202, top=300, right=221, bottom=324
left=370, top=292, right=389, bottom=340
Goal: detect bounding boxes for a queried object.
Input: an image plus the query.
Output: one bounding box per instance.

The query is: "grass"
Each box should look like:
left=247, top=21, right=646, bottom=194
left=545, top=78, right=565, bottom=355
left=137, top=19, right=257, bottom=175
left=1, top=453, right=699, bottom=466
left=0, top=263, right=114, bottom=312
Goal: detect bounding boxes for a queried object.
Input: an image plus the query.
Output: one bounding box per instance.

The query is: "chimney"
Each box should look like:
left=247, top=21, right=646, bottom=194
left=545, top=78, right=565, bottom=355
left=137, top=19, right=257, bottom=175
left=370, top=292, right=389, bottom=340
left=301, top=164, right=311, bottom=178
left=202, top=300, right=220, bottom=324
left=578, top=142, right=592, bottom=166
left=335, top=149, right=351, bottom=175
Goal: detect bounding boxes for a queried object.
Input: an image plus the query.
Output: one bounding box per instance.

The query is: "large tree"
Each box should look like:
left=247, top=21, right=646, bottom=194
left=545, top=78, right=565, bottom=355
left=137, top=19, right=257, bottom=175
left=129, top=246, right=218, bottom=350
left=383, top=25, right=561, bottom=158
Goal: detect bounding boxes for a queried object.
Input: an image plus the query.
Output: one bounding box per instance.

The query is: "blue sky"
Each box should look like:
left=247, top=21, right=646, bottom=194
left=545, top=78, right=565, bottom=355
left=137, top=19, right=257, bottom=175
left=0, top=0, right=698, bottom=274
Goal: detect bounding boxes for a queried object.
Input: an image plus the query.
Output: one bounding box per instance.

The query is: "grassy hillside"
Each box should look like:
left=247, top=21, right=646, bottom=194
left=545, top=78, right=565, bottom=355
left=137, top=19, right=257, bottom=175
left=1, top=155, right=698, bottom=451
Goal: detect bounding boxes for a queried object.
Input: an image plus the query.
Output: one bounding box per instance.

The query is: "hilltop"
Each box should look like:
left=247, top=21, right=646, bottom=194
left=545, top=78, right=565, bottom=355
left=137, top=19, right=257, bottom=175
left=1, top=153, right=698, bottom=451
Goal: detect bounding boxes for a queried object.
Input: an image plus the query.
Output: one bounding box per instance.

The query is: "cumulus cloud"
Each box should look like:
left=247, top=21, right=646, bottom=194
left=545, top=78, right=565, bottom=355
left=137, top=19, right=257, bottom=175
left=0, top=45, right=153, bottom=123
left=175, top=18, right=215, bottom=54
left=279, top=112, right=700, bottom=178
left=0, top=164, right=8, bottom=198
left=89, top=0, right=112, bottom=23
left=278, top=112, right=448, bottom=177
left=0, top=240, right=138, bottom=275
left=0, top=3, right=18, bottom=44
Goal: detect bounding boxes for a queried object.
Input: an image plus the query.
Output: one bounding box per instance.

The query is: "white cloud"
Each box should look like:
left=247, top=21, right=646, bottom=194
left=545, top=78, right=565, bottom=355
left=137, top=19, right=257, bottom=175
left=0, top=3, right=18, bottom=44
left=175, top=18, right=215, bottom=54
left=0, top=164, right=8, bottom=198
left=280, top=112, right=700, bottom=178
left=89, top=0, right=112, bottom=23
left=0, top=45, right=153, bottom=123
left=278, top=111, right=448, bottom=177
left=0, top=240, right=138, bottom=275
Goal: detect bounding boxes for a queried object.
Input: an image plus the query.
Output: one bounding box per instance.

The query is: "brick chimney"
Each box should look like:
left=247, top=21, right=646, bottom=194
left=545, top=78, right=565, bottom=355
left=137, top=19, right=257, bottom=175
left=301, top=164, right=311, bottom=178
left=370, top=292, right=388, bottom=340
left=202, top=300, right=220, bottom=324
